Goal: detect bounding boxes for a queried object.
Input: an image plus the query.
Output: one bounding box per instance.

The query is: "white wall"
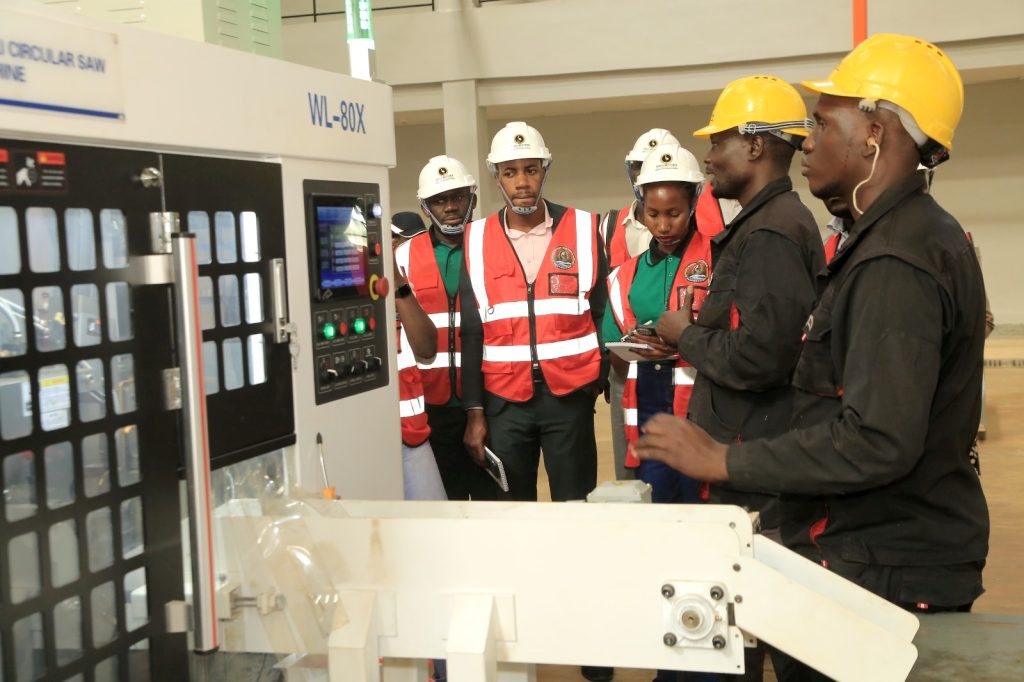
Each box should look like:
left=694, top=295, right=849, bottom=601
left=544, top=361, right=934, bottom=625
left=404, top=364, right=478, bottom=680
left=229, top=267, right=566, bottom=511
left=287, top=0, right=1024, bottom=324
left=390, top=80, right=1024, bottom=324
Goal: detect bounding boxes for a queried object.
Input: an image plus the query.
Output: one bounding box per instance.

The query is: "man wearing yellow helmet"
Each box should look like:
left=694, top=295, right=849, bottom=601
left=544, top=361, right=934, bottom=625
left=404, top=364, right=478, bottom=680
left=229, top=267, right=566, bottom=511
left=654, top=75, right=824, bottom=539
left=637, top=34, right=990, bottom=669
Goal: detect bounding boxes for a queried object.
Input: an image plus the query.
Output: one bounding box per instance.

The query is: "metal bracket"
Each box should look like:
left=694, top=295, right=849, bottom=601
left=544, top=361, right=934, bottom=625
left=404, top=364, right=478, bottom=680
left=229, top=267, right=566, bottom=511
left=149, top=211, right=180, bottom=255
left=269, top=257, right=291, bottom=344
left=165, top=600, right=189, bottom=634
left=660, top=581, right=734, bottom=652
left=162, top=368, right=182, bottom=410
left=137, top=254, right=173, bottom=286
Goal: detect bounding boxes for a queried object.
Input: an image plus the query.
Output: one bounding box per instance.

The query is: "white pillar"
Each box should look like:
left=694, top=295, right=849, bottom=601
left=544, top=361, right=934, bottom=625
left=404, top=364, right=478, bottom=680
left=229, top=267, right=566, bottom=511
left=442, top=79, right=495, bottom=215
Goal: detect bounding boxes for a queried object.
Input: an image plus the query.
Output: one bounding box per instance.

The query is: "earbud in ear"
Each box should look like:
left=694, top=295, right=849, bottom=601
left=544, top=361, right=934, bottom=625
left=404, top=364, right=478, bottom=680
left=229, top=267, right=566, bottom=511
left=867, top=137, right=879, bottom=148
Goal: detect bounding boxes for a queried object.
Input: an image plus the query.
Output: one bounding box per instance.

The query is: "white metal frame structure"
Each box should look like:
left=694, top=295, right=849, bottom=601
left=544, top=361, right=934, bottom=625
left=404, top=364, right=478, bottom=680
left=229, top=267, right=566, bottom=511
left=214, top=499, right=920, bottom=681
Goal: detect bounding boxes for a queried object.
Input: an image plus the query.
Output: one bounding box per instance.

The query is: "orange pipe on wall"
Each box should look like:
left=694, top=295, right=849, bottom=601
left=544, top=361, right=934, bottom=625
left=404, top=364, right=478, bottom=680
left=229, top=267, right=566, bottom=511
left=853, top=0, right=868, bottom=45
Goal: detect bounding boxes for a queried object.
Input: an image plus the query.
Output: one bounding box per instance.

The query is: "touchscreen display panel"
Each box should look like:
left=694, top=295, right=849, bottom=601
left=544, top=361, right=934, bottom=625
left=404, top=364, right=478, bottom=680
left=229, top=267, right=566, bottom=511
left=315, top=201, right=369, bottom=294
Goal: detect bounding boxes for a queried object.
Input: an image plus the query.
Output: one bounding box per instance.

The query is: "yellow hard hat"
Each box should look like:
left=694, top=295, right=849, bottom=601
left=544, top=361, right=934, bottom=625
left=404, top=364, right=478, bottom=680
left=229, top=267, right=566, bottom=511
left=694, top=75, right=811, bottom=141
left=801, top=33, right=963, bottom=152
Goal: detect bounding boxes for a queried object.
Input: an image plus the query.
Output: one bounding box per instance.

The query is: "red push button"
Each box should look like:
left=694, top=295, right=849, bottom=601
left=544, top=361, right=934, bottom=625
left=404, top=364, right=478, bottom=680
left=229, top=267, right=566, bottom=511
left=369, top=317, right=376, bottom=331
left=374, top=276, right=390, bottom=298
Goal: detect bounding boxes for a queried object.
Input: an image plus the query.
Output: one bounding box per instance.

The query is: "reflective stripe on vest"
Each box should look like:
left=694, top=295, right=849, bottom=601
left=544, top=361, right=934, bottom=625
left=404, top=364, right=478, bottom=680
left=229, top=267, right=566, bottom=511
left=482, top=333, right=599, bottom=363
left=397, top=323, right=431, bottom=446
left=427, top=311, right=461, bottom=327
left=608, top=264, right=628, bottom=333
left=399, top=394, right=426, bottom=418
left=476, top=297, right=591, bottom=322
left=417, top=352, right=462, bottom=370
left=674, top=366, right=697, bottom=386
left=466, top=207, right=601, bottom=401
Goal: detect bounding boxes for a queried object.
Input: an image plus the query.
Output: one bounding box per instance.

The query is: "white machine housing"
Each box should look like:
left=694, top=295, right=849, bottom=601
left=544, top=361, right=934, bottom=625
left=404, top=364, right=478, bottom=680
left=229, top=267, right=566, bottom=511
left=0, top=0, right=403, bottom=501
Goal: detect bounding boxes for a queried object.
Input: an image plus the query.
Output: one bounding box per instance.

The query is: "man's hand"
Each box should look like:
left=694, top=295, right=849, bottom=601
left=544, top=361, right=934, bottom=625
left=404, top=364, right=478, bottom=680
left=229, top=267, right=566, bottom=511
left=656, top=286, right=695, bottom=346
left=632, top=413, right=730, bottom=483
left=463, top=409, right=488, bottom=465
left=627, top=332, right=677, bottom=360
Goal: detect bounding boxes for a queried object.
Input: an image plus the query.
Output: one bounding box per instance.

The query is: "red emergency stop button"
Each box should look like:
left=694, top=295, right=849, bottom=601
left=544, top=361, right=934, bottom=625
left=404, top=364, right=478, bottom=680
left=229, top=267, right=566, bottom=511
left=374, top=276, right=390, bottom=298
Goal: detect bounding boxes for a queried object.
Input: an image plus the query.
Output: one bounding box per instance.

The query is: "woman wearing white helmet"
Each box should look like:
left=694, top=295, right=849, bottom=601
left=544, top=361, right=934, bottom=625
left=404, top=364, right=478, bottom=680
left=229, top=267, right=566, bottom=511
left=602, top=143, right=721, bottom=682
left=603, top=144, right=719, bottom=503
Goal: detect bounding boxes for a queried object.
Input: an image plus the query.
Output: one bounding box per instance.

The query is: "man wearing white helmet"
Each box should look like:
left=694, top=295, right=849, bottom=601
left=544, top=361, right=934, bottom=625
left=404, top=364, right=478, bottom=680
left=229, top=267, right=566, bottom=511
left=394, top=156, right=499, bottom=501
left=460, top=122, right=608, bottom=503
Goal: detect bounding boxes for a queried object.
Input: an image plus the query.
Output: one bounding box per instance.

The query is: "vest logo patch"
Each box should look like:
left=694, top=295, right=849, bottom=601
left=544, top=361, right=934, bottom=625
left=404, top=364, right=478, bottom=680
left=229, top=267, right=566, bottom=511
left=548, top=272, right=579, bottom=296
left=551, top=245, right=576, bottom=270
left=684, top=259, right=709, bottom=282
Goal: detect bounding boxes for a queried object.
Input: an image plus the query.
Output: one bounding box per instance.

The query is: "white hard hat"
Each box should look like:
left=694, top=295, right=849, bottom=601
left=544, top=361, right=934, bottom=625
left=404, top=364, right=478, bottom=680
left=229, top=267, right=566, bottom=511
left=416, top=155, right=476, bottom=200
left=486, top=122, right=552, bottom=174
left=635, top=143, right=704, bottom=189
left=625, top=128, right=681, bottom=163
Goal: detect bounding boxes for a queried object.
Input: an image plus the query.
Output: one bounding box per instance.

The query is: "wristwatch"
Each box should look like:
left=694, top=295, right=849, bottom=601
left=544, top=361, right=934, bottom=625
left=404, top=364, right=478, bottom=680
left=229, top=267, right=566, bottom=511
left=395, top=283, right=413, bottom=299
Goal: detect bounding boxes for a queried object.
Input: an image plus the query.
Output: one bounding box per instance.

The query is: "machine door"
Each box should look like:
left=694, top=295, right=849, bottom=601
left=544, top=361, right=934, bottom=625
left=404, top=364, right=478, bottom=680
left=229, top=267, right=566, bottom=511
left=0, top=140, right=187, bottom=680
left=160, top=154, right=295, bottom=469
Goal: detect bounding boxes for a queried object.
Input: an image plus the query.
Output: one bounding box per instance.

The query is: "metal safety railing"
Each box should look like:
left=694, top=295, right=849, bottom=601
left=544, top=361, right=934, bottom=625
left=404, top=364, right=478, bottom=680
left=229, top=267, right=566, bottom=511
left=282, top=0, right=434, bottom=22
left=281, top=0, right=508, bottom=22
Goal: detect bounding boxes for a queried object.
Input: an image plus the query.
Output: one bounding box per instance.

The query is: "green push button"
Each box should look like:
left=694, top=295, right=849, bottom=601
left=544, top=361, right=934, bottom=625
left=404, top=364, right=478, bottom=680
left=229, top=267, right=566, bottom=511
left=322, top=323, right=337, bottom=340
left=353, top=317, right=367, bottom=335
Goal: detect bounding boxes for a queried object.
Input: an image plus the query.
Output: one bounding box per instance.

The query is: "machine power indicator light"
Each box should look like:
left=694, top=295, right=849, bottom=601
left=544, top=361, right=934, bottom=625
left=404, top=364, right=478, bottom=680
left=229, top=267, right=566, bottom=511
left=353, top=318, right=367, bottom=335
left=322, top=323, right=337, bottom=340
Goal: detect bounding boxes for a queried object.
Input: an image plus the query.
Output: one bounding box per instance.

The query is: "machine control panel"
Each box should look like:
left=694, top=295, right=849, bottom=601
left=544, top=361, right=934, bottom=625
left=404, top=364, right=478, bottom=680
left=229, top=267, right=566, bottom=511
left=304, top=180, right=390, bottom=404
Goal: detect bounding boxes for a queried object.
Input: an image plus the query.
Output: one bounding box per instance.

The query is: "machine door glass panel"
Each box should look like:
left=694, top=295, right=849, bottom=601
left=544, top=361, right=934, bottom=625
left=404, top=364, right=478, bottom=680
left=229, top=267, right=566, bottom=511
left=161, top=155, right=294, bottom=469
left=0, top=139, right=186, bottom=681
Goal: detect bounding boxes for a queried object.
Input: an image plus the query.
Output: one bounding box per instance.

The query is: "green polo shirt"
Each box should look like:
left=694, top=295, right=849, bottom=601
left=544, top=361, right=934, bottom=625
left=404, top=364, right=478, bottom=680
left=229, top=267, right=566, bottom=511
left=602, top=239, right=683, bottom=343
left=433, top=234, right=463, bottom=406
left=433, top=238, right=463, bottom=298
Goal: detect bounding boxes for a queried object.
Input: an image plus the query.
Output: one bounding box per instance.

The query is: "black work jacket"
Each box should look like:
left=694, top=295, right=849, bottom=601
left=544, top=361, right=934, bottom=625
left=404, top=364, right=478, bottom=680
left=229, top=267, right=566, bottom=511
left=728, top=172, right=990, bottom=603
left=679, top=177, right=823, bottom=527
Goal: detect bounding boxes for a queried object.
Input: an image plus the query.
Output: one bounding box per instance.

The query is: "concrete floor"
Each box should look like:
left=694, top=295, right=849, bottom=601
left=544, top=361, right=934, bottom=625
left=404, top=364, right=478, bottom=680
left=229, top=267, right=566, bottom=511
left=532, top=337, right=1024, bottom=681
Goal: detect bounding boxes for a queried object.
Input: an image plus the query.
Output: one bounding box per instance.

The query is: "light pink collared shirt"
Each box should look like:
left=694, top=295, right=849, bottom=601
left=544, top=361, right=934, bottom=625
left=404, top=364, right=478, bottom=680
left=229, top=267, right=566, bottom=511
left=504, top=203, right=554, bottom=284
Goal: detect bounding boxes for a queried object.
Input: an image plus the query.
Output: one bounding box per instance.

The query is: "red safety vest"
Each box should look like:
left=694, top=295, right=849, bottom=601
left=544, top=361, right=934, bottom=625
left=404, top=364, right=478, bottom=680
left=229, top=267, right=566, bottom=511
left=464, top=208, right=601, bottom=402
left=395, top=232, right=461, bottom=404
left=607, top=231, right=715, bottom=466
left=824, top=232, right=841, bottom=264
left=603, top=205, right=634, bottom=270
left=396, top=321, right=431, bottom=447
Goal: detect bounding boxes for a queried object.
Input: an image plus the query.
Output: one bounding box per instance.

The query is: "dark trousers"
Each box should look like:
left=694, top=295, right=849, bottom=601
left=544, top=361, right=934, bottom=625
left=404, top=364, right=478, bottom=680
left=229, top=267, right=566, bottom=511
left=485, top=383, right=598, bottom=502
left=426, top=403, right=501, bottom=501
left=636, top=362, right=703, bottom=504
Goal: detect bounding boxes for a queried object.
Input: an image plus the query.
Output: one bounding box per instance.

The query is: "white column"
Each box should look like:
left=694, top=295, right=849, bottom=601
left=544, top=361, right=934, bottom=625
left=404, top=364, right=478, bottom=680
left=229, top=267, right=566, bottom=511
left=442, top=79, right=495, bottom=215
